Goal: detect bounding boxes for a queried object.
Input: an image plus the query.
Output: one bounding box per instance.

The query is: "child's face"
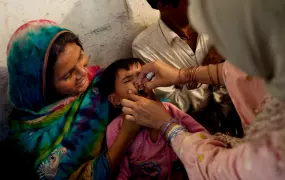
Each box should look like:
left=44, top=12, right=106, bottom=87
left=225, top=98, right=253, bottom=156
left=108, top=63, right=153, bottom=107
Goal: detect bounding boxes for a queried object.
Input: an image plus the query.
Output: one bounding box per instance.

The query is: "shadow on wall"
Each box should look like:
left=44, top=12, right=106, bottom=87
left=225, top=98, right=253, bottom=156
left=61, top=0, right=159, bottom=67
left=0, top=66, right=12, bottom=141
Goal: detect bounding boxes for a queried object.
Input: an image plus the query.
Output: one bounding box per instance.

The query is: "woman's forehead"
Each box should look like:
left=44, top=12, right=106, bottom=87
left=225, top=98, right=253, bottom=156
left=53, top=43, right=81, bottom=75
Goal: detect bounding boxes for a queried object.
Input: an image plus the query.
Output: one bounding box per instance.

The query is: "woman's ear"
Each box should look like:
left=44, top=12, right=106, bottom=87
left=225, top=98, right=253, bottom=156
left=108, top=93, right=121, bottom=107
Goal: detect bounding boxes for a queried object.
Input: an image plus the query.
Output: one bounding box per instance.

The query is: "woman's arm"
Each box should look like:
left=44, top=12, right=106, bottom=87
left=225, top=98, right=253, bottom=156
left=169, top=130, right=284, bottom=180
left=137, top=60, right=224, bottom=91
left=179, top=63, right=225, bottom=86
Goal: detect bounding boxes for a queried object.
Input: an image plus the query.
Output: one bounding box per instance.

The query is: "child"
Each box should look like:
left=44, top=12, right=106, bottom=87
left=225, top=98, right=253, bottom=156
left=101, top=58, right=208, bottom=179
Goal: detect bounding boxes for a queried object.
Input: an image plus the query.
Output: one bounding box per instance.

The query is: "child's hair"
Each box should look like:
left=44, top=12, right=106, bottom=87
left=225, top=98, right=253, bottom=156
left=147, top=0, right=180, bottom=9
left=46, top=32, right=83, bottom=104
left=100, top=58, right=144, bottom=120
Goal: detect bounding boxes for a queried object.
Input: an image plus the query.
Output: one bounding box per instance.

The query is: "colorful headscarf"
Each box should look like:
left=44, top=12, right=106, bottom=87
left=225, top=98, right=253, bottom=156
left=7, top=20, right=70, bottom=114
left=7, top=20, right=110, bottom=179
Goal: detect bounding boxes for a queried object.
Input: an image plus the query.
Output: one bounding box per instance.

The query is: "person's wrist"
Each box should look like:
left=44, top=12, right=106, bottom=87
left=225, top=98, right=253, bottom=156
left=157, top=113, right=172, bottom=129
left=163, top=123, right=180, bottom=140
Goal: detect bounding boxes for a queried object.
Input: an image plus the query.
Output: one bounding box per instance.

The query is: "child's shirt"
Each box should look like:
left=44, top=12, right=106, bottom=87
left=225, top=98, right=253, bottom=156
left=107, top=102, right=207, bottom=180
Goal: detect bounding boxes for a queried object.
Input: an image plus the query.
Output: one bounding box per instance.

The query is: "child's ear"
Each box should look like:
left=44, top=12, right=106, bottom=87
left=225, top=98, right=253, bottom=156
left=108, top=93, right=121, bottom=107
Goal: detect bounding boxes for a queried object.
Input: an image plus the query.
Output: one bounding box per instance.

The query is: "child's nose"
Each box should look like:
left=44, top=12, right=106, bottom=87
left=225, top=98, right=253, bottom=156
left=133, top=81, right=139, bottom=89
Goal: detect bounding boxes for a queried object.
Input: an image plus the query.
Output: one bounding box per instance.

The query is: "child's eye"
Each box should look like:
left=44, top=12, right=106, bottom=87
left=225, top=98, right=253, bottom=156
left=123, top=79, right=131, bottom=84
left=63, top=74, right=71, bottom=81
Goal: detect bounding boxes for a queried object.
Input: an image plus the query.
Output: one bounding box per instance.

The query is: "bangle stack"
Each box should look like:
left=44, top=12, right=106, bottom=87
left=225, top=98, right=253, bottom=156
left=176, top=64, right=222, bottom=89
left=166, top=125, right=187, bottom=145
left=184, top=66, right=202, bottom=90
left=175, top=69, right=184, bottom=90
left=207, top=64, right=221, bottom=86
left=160, top=118, right=178, bottom=137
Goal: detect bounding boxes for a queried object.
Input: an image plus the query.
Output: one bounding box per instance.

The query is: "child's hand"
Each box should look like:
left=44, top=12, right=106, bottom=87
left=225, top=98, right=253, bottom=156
left=121, top=117, right=141, bottom=139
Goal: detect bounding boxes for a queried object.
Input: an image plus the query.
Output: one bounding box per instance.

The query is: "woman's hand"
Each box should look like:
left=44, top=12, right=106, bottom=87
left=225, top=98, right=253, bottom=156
left=121, top=91, right=172, bottom=129
left=138, top=60, right=180, bottom=90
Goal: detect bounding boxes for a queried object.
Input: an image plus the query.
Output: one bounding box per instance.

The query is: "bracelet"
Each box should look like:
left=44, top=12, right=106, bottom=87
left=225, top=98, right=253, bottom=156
left=167, top=125, right=187, bottom=145
left=160, top=118, right=178, bottom=137
left=185, top=66, right=200, bottom=90
left=175, top=69, right=184, bottom=90
left=194, top=66, right=202, bottom=88
left=207, top=64, right=215, bottom=84
left=178, top=68, right=183, bottom=84
left=216, top=64, right=220, bottom=86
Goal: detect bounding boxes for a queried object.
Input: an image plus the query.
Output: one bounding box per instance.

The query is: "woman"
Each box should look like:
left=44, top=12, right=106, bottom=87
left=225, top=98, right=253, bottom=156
left=121, top=0, right=285, bottom=179
left=7, top=20, right=139, bottom=179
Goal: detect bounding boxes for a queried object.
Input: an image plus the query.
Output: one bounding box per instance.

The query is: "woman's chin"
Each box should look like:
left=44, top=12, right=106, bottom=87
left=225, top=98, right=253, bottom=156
left=76, top=85, right=89, bottom=94
left=76, top=79, right=90, bottom=94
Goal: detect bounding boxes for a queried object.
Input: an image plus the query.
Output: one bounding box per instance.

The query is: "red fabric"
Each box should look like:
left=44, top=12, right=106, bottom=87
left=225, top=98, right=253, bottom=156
left=87, top=65, right=100, bottom=81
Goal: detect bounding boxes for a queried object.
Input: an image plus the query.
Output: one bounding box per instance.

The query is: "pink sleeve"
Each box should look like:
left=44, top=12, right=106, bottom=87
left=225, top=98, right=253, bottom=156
left=163, top=102, right=208, bottom=133
left=223, top=61, right=266, bottom=128
left=170, top=131, right=285, bottom=180
left=106, top=117, right=132, bottom=179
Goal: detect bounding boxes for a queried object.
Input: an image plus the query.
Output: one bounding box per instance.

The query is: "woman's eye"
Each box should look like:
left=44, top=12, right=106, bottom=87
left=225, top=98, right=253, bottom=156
left=79, top=52, right=84, bottom=60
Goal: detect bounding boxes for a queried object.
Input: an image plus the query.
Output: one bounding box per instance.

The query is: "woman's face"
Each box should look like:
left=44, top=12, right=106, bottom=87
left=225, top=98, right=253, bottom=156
left=52, top=42, right=89, bottom=96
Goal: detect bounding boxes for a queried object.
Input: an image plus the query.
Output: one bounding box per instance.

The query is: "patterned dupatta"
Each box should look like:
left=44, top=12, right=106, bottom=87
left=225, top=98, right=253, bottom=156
left=7, top=20, right=110, bottom=179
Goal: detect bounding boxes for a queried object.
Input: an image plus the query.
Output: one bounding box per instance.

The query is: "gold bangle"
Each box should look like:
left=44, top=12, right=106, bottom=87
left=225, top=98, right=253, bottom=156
left=178, top=68, right=183, bottom=84
left=194, top=66, right=202, bottom=88
left=216, top=64, right=220, bottom=86
left=183, top=66, right=203, bottom=90
left=207, top=64, right=215, bottom=84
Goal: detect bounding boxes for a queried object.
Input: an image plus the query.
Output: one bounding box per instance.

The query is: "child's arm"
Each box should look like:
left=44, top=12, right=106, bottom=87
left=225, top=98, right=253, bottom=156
left=107, top=117, right=132, bottom=179
left=163, top=102, right=208, bottom=133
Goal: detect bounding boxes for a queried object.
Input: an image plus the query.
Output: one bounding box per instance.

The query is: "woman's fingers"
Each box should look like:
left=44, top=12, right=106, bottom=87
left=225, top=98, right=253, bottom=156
left=125, top=115, right=136, bottom=122
left=138, top=62, right=157, bottom=84
left=122, top=107, right=136, bottom=116
left=144, top=79, right=159, bottom=90
left=121, top=98, right=136, bottom=108
left=126, top=91, right=143, bottom=102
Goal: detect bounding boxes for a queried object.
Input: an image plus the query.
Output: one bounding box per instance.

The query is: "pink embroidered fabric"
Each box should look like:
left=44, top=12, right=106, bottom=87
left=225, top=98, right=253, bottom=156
left=170, top=90, right=285, bottom=180
left=222, top=61, right=266, bottom=128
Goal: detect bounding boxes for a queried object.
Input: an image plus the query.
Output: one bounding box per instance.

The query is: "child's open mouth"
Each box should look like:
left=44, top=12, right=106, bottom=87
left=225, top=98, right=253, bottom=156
left=138, top=88, right=150, bottom=98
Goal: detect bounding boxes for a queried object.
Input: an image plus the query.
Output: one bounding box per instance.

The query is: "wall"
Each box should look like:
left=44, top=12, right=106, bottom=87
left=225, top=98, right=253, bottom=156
left=0, top=0, right=159, bottom=140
